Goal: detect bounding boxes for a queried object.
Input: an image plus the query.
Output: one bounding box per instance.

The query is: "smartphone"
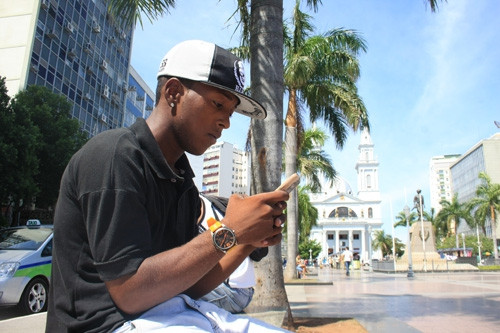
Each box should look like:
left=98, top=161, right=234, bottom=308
left=276, top=173, right=300, bottom=193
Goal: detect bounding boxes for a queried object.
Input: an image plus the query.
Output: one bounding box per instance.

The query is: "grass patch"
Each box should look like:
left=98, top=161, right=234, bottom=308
left=478, top=265, right=500, bottom=271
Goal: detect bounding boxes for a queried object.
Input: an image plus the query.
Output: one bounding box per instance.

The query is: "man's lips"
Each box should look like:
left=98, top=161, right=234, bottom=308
left=209, top=132, right=221, bottom=140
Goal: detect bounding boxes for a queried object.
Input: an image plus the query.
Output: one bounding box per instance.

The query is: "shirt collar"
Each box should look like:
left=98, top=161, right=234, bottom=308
left=130, top=118, right=195, bottom=181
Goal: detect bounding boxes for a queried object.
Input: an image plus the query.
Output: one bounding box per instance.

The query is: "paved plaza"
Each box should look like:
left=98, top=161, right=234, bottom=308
left=286, top=267, right=500, bottom=332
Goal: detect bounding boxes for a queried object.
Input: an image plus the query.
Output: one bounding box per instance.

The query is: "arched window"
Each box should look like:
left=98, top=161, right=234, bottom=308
left=366, top=174, right=372, bottom=188
left=329, top=206, right=358, bottom=218
left=368, top=207, right=373, bottom=218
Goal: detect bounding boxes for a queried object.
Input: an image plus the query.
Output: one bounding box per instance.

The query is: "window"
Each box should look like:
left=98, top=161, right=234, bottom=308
left=329, top=207, right=357, bottom=218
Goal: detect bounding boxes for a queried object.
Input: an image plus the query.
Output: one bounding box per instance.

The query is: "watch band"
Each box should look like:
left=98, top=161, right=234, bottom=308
left=207, top=218, right=223, bottom=233
left=207, top=217, right=237, bottom=253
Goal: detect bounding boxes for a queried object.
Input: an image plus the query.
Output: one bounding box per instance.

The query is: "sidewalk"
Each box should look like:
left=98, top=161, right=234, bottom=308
left=3, top=268, right=500, bottom=332
left=285, top=267, right=500, bottom=332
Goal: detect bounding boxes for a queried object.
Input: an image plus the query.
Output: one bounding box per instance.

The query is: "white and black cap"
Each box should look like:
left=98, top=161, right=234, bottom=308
left=157, top=40, right=266, bottom=119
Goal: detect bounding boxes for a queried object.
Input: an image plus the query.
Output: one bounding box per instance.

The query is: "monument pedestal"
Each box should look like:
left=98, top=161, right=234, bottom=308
left=409, top=221, right=435, bottom=253
left=397, top=221, right=477, bottom=272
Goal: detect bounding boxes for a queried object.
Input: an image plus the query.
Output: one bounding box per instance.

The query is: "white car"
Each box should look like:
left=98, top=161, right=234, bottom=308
left=0, top=220, right=53, bottom=314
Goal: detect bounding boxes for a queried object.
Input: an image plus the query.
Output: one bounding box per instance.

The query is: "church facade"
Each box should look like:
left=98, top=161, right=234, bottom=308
left=309, top=129, right=383, bottom=262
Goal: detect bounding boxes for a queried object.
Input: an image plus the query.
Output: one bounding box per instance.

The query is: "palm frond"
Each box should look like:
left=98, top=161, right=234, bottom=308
left=107, top=0, right=176, bottom=29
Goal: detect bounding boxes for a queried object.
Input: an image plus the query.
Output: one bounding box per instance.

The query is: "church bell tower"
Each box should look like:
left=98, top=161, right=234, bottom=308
left=355, top=128, right=380, bottom=201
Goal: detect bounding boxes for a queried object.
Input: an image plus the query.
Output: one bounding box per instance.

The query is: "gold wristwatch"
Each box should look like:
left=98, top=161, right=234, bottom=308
left=207, top=217, right=237, bottom=253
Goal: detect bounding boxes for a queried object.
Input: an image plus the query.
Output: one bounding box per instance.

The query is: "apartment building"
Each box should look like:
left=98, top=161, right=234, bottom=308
left=201, top=142, right=250, bottom=197
left=429, top=155, right=460, bottom=213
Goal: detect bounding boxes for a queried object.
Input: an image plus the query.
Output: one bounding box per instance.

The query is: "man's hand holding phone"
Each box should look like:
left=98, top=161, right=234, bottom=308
left=276, top=173, right=300, bottom=193
left=273, top=173, right=300, bottom=228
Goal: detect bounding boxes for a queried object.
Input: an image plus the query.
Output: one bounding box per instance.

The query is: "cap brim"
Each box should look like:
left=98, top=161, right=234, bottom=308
left=203, top=82, right=267, bottom=120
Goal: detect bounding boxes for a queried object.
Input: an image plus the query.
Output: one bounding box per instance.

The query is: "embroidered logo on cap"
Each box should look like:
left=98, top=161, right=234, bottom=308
left=234, top=60, right=245, bottom=93
left=159, top=58, right=168, bottom=73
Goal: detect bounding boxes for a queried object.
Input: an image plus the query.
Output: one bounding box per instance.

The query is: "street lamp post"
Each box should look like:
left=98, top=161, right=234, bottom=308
left=404, top=205, right=414, bottom=278
left=462, top=233, right=466, bottom=257
left=417, top=190, right=427, bottom=272
left=477, top=225, right=482, bottom=263
left=368, top=225, right=373, bottom=272
left=309, top=248, right=312, bottom=266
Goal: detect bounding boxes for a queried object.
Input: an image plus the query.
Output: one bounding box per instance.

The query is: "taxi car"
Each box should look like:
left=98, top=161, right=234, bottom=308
left=0, top=220, right=53, bottom=314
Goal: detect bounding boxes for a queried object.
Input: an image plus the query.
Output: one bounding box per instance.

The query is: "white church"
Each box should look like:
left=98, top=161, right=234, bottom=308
left=309, top=128, right=383, bottom=262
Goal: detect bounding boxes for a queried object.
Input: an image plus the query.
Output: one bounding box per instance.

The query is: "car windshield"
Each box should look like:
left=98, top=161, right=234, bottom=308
left=0, top=228, right=52, bottom=250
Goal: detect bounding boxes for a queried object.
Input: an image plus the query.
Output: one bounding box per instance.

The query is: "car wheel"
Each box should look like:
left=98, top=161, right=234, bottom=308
left=18, top=277, right=49, bottom=314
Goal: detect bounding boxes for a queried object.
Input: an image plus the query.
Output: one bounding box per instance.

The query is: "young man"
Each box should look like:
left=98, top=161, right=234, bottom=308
left=47, top=40, right=290, bottom=332
left=342, top=246, right=354, bottom=276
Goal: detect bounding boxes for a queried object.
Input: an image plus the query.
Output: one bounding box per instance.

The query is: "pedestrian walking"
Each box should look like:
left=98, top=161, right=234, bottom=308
left=341, top=247, right=353, bottom=276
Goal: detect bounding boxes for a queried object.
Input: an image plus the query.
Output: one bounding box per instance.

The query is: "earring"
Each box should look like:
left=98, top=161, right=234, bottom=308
left=170, top=102, right=175, bottom=108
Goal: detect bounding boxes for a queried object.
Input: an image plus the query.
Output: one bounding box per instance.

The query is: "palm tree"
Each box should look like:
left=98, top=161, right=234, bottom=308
left=394, top=210, right=418, bottom=229
left=297, top=185, right=318, bottom=243
left=469, top=204, right=488, bottom=235
left=282, top=1, right=369, bottom=281
left=372, top=230, right=393, bottom=258
left=436, top=193, right=473, bottom=249
left=107, top=0, right=176, bottom=28
left=282, top=126, right=335, bottom=279
left=468, top=172, right=500, bottom=259
left=106, top=0, right=445, bottom=27
left=295, top=127, right=336, bottom=193
left=238, top=0, right=289, bottom=313
left=426, top=0, right=446, bottom=12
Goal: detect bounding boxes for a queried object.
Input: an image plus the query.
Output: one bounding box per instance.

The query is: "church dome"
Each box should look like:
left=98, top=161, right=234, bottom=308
left=327, top=176, right=353, bottom=195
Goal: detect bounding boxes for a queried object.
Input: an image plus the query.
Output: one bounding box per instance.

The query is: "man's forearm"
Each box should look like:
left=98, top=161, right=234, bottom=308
left=105, top=231, right=225, bottom=314
left=184, top=244, right=255, bottom=299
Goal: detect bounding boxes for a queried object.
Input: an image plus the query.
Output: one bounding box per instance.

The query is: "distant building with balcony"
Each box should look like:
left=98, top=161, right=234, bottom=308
left=309, top=128, right=383, bottom=262
left=201, top=141, right=250, bottom=197
left=429, top=155, right=461, bottom=213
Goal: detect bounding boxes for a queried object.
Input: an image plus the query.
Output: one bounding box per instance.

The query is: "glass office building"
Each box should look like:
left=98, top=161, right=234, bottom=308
left=450, top=133, right=500, bottom=238
left=124, top=66, right=155, bottom=128
left=1, top=0, right=135, bottom=136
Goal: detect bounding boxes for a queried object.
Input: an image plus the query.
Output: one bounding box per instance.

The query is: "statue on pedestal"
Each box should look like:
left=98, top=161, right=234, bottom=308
left=409, top=190, right=438, bottom=255
left=413, top=189, right=424, bottom=217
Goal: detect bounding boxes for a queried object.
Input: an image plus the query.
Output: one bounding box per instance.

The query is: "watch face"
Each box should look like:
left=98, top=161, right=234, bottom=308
left=213, top=227, right=236, bottom=251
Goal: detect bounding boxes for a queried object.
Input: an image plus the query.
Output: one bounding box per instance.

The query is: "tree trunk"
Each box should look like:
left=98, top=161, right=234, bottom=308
left=491, top=205, right=498, bottom=259
left=246, top=0, right=288, bottom=313
left=284, top=126, right=298, bottom=281
left=284, top=90, right=299, bottom=281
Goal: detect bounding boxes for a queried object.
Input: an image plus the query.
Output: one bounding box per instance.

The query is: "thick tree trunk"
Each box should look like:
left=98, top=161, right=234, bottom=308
left=246, top=0, right=288, bottom=312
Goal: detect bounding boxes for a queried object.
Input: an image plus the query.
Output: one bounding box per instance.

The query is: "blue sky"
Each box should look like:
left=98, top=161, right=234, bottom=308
left=130, top=0, right=500, bottom=241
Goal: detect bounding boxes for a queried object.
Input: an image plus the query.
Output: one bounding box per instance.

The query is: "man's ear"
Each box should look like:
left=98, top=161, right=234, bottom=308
left=164, top=78, right=184, bottom=105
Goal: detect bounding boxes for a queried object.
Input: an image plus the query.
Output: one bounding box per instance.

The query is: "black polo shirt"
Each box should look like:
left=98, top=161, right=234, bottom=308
left=47, top=118, right=200, bottom=332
